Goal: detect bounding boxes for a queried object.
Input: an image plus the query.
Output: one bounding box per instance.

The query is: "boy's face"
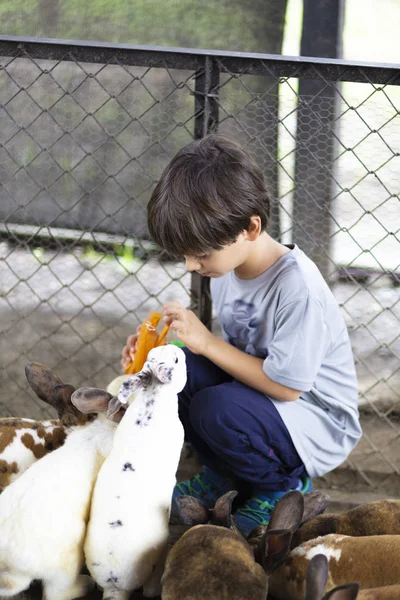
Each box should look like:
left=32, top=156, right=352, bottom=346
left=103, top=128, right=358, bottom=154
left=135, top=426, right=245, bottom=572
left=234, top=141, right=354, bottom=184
left=184, top=233, right=248, bottom=278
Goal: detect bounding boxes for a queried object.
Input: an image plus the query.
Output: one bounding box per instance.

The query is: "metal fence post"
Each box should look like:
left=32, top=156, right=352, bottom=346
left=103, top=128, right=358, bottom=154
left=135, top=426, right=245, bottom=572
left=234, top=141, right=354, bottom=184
left=292, top=0, right=345, bottom=279
left=190, top=56, right=220, bottom=330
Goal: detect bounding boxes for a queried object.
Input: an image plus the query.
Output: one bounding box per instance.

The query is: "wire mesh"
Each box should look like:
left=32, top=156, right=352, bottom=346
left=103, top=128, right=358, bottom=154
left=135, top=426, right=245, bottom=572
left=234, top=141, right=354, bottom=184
left=0, top=37, right=399, bottom=493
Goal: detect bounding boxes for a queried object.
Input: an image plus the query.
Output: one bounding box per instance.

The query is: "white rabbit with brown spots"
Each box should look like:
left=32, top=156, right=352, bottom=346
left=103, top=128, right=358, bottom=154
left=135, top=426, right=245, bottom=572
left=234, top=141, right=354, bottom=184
left=83, top=344, right=187, bottom=600
left=0, top=363, right=127, bottom=494
left=0, top=371, right=123, bottom=600
left=0, top=362, right=79, bottom=492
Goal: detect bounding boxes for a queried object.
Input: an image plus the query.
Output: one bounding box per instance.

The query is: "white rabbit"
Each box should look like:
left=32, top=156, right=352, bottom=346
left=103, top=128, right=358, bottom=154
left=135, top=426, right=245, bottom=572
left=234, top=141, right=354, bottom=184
left=106, top=374, right=133, bottom=398
left=84, top=344, right=187, bottom=600
left=0, top=380, right=123, bottom=600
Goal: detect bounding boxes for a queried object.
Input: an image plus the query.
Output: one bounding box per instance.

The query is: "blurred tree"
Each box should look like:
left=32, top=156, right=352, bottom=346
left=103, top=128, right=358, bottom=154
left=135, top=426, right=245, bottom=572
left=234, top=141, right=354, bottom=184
left=39, top=0, right=59, bottom=30
left=0, top=0, right=288, bottom=54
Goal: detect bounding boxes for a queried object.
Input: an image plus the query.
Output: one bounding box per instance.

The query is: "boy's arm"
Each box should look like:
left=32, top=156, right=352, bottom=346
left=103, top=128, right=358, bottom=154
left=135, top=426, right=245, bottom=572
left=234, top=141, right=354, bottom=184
left=203, top=335, right=301, bottom=402
left=162, top=301, right=301, bottom=403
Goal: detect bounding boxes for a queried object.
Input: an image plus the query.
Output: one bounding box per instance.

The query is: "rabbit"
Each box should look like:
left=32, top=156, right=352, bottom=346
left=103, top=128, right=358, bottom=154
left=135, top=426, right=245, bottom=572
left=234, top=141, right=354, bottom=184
left=292, top=499, right=400, bottom=548
left=82, top=344, right=187, bottom=600
left=305, top=553, right=359, bottom=599
left=0, top=362, right=81, bottom=492
left=106, top=374, right=133, bottom=398
left=268, top=530, right=400, bottom=599
left=0, top=369, right=123, bottom=600
left=161, top=489, right=328, bottom=600
left=0, top=363, right=126, bottom=493
left=247, top=490, right=331, bottom=543
left=305, top=552, right=400, bottom=599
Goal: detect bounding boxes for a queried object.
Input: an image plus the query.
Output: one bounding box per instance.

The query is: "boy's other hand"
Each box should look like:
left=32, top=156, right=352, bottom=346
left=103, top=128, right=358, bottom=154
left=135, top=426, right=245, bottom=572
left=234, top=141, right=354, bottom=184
left=121, top=325, right=141, bottom=368
left=163, top=300, right=213, bottom=356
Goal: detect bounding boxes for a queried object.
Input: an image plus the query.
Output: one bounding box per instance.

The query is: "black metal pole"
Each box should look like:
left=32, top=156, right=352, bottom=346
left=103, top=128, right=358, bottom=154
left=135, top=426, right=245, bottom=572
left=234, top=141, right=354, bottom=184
left=292, top=0, right=345, bottom=278
left=190, top=56, right=220, bottom=330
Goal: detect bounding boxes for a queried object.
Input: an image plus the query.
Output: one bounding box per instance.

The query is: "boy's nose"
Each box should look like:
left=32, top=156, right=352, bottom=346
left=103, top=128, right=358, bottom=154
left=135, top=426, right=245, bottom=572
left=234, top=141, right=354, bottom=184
left=184, top=256, right=201, bottom=272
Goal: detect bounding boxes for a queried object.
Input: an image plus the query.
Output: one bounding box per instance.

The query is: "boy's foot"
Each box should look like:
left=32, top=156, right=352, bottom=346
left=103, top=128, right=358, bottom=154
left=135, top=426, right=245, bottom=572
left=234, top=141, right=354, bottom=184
left=234, top=476, right=312, bottom=538
left=171, top=465, right=235, bottom=518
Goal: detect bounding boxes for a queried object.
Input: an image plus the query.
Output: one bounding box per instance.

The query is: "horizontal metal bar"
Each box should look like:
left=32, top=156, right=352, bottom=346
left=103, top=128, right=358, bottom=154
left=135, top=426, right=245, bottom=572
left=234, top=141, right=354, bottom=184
left=0, top=221, right=157, bottom=253
left=0, top=35, right=399, bottom=85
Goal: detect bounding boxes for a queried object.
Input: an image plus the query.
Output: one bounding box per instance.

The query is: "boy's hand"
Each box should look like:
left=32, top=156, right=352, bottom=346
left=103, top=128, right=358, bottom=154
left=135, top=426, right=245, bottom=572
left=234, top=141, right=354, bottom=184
left=121, top=325, right=141, bottom=368
left=163, top=301, right=213, bottom=355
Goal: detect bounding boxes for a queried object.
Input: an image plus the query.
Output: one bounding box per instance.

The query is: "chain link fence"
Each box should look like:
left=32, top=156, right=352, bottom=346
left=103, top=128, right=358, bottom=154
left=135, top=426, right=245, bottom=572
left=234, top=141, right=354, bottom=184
left=0, top=36, right=399, bottom=495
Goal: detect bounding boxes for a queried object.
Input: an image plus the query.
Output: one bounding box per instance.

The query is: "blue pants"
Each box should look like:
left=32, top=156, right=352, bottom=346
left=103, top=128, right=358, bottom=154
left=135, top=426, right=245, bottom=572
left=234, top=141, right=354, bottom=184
left=179, top=348, right=308, bottom=492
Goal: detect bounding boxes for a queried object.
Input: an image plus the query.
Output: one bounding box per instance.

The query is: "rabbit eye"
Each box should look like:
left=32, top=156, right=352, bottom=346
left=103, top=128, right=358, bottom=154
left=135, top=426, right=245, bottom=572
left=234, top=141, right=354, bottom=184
left=174, top=357, right=178, bottom=364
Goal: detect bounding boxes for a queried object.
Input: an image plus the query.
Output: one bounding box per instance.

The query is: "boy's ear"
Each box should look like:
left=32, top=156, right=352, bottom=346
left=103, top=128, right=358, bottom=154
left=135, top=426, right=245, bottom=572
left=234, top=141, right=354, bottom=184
left=245, top=215, right=262, bottom=241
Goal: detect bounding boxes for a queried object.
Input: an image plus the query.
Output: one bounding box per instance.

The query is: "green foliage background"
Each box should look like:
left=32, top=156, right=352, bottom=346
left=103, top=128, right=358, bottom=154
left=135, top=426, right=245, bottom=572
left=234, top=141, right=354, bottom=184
left=0, top=0, right=288, bottom=54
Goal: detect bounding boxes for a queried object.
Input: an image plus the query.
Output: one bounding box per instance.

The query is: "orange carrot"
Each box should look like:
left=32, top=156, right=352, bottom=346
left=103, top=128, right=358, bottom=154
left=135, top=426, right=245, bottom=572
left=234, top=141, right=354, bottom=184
left=123, top=313, right=170, bottom=375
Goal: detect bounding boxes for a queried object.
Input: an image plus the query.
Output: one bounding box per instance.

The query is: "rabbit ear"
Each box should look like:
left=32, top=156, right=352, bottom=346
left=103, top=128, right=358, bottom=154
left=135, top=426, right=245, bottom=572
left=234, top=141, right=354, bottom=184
left=210, top=490, right=238, bottom=529
left=154, top=363, right=173, bottom=384
left=175, top=495, right=209, bottom=526
left=107, top=397, right=125, bottom=422
left=260, top=529, right=292, bottom=574
left=305, top=554, right=328, bottom=600
left=267, top=490, right=304, bottom=533
left=71, top=387, right=113, bottom=414
left=118, top=363, right=153, bottom=404
left=302, top=491, right=331, bottom=524
left=52, top=384, right=78, bottom=418
left=25, top=362, right=64, bottom=405
left=322, top=583, right=359, bottom=600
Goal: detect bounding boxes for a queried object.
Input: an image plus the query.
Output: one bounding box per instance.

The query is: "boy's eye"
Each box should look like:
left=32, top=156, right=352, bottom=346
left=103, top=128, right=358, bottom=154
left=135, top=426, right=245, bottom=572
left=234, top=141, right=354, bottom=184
left=196, top=254, right=210, bottom=261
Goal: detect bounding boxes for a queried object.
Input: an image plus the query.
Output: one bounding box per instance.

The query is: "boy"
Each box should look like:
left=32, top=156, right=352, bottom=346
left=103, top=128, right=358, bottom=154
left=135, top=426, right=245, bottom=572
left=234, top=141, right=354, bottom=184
left=122, top=134, right=362, bottom=538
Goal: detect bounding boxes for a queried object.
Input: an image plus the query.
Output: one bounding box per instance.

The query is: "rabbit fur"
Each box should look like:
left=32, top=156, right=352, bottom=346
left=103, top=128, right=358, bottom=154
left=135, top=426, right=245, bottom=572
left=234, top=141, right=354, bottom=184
left=0, top=369, right=122, bottom=600
left=0, top=362, right=77, bottom=492
left=0, top=364, right=127, bottom=494
left=292, top=499, right=400, bottom=548
left=161, top=489, right=328, bottom=600
left=83, top=344, right=187, bottom=600
left=304, top=552, right=400, bottom=599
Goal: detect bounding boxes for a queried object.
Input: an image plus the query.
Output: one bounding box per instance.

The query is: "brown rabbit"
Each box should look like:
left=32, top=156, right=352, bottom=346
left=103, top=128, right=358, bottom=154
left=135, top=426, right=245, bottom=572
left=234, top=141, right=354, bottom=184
left=305, top=553, right=400, bottom=600
left=161, top=490, right=328, bottom=600
left=269, top=531, right=400, bottom=599
left=292, top=499, right=400, bottom=548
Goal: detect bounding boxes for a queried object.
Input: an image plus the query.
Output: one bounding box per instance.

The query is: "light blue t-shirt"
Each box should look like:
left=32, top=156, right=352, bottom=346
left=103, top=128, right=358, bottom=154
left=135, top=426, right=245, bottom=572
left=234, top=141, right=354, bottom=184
left=210, top=244, right=362, bottom=478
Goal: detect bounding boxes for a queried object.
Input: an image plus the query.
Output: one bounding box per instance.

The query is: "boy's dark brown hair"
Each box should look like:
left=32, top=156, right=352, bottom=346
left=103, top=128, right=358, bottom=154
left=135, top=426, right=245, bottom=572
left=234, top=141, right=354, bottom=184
left=147, top=134, right=270, bottom=257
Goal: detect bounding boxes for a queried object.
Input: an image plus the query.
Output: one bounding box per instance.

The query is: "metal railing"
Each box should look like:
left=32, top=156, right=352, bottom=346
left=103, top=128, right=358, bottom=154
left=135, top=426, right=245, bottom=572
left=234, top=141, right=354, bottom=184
left=0, top=35, right=399, bottom=493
